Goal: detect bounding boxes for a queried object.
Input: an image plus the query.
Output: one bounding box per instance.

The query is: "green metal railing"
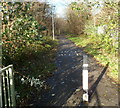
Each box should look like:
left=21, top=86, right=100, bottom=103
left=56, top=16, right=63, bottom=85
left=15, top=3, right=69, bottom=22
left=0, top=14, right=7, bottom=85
left=0, top=65, right=16, bottom=107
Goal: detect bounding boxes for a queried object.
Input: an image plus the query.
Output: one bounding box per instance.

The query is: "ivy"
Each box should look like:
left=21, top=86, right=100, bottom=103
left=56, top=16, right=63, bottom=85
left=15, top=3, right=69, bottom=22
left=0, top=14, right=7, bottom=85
left=2, top=2, right=45, bottom=65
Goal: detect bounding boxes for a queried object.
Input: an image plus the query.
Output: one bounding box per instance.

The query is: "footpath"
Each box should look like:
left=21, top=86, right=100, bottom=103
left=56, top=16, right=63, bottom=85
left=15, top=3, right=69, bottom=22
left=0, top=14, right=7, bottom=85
left=34, top=36, right=119, bottom=107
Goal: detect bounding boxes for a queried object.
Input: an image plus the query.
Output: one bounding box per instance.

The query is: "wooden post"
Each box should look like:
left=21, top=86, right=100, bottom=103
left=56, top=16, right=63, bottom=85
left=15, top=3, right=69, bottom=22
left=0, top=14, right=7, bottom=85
left=83, top=55, right=88, bottom=102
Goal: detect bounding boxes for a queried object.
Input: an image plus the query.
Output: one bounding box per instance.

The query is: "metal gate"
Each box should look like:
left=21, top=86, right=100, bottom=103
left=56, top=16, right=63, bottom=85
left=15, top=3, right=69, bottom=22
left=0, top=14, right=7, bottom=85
left=0, top=65, right=16, bottom=107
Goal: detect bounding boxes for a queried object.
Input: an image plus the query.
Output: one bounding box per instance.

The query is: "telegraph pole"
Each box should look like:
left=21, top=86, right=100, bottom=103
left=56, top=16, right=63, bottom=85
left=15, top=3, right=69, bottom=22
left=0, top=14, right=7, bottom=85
left=52, top=6, right=55, bottom=40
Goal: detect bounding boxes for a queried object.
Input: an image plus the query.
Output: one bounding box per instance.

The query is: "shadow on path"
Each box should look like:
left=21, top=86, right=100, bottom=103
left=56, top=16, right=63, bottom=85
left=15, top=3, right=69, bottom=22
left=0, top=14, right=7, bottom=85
left=88, top=62, right=109, bottom=102
left=79, top=63, right=109, bottom=107
left=32, top=36, right=118, bottom=107
left=33, top=36, right=85, bottom=106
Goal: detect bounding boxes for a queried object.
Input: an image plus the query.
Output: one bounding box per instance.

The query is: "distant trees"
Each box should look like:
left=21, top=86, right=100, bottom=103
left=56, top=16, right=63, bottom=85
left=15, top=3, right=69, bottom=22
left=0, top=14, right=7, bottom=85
left=54, top=17, right=68, bottom=35
left=65, top=2, right=91, bottom=35
left=29, top=2, right=53, bottom=36
left=64, top=0, right=118, bottom=53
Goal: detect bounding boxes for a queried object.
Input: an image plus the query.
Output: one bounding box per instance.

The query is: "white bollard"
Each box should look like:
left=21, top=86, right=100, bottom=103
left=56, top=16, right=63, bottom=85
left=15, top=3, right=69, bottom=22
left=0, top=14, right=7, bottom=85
left=83, top=55, right=88, bottom=102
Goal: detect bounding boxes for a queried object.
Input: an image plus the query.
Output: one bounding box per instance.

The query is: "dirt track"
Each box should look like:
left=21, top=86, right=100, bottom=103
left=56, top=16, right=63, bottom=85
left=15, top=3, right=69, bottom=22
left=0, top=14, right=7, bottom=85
left=33, top=36, right=118, bottom=107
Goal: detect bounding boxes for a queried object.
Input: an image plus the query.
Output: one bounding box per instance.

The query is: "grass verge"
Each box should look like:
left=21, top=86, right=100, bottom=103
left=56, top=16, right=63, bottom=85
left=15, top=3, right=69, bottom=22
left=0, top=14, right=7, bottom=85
left=68, top=35, right=118, bottom=84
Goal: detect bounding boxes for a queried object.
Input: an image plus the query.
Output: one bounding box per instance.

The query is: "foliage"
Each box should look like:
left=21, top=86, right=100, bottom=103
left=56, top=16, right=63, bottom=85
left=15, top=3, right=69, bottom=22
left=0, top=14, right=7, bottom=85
left=30, top=2, right=53, bottom=36
left=1, top=2, right=58, bottom=106
left=69, top=35, right=118, bottom=82
left=2, top=2, right=40, bottom=65
left=2, top=17, right=40, bottom=64
left=68, top=1, right=118, bottom=82
left=14, top=37, right=57, bottom=106
left=65, top=2, right=91, bottom=35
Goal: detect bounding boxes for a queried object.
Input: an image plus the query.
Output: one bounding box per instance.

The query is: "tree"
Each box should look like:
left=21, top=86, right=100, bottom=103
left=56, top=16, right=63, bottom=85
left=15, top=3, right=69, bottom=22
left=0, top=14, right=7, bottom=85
left=29, top=2, right=53, bottom=36
left=65, top=2, right=91, bottom=35
left=54, top=17, right=68, bottom=35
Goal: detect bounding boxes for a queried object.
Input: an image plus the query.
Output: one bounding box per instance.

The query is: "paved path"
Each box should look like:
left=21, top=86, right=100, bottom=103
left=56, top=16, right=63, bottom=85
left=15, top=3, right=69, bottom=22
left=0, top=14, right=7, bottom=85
left=34, top=36, right=118, bottom=107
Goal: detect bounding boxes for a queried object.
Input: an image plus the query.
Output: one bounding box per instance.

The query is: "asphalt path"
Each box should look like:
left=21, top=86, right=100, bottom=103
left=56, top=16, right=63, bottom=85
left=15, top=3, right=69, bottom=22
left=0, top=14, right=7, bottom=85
left=33, top=36, right=118, bottom=107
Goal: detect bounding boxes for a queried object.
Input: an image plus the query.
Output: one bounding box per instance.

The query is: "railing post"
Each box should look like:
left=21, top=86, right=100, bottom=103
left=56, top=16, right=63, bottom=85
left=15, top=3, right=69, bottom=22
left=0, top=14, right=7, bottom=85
left=6, top=69, right=12, bottom=106
left=0, top=69, right=3, bottom=107
left=9, top=66, right=16, bottom=107
left=0, top=65, right=16, bottom=107
left=83, top=55, right=88, bottom=102
left=2, top=72, right=7, bottom=107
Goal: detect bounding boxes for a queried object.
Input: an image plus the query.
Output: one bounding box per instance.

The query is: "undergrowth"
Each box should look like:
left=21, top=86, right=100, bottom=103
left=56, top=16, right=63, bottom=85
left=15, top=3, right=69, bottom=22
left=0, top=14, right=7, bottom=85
left=14, top=37, right=58, bottom=106
left=3, top=36, right=58, bottom=106
left=68, top=35, right=118, bottom=83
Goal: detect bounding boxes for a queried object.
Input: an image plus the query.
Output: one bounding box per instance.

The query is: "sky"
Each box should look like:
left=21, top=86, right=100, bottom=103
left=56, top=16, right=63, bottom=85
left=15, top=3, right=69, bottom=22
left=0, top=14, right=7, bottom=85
left=38, top=0, right=104, bottom=18
left=49, top=0, right=75, bottom=17
left=39, top=0, right=77, bottom=17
